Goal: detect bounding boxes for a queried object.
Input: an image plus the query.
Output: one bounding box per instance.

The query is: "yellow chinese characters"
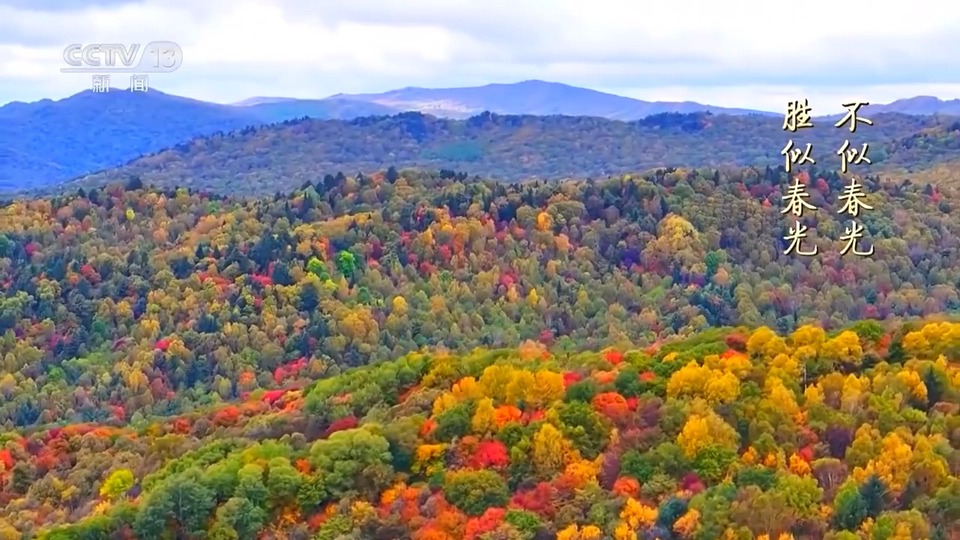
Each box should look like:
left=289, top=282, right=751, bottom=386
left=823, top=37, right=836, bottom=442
left=837, top=140, right=871, bottom=173
left=783, top=99, right=813, bottom=132
left=781, top=140, right=815, bottom=174
left=782, top=177, right=816, bottom=218
left=780, top=100, right=819, bottom=256
left=781, top=99, right=816, bottom=174
left=837, top=178, right=873, bottom=217
left=834, top=101, right=873, bottom=133
left=784, top=220, right=818, bottom=257
left=834, top=101, right=875, bottom=257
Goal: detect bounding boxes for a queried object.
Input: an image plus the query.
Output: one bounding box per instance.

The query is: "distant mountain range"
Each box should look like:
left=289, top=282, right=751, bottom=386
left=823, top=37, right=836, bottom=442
left=50, top=110, right=960, bottom=198
left=236, top=80, right=772, bottom=120
left=0, top=90, right=255, bottom=192
left=3, top=79, right=960, bottom=193
left=868, top=96, right=960, bottom=116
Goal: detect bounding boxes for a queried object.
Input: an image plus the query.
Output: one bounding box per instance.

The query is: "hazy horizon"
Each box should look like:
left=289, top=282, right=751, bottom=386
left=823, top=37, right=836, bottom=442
left=3, top=0, right=960, bottom=113
left=4, top=80, right=960, bottom=118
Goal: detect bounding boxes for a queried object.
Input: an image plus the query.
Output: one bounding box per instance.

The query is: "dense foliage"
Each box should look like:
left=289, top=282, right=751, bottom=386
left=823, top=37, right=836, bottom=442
left=3, top=160, right=960, bottom=538
left=0, top=167, right=958, bottom=431
left=2, top=321, right=956, bottom=539
left=56, top=112, right=960, bottom=196
left=1, top=89, right=422, bottom=192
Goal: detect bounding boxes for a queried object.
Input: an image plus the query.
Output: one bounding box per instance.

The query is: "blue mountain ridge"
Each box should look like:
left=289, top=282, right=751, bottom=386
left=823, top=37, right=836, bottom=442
left=2, top=80, right=959, bottom=192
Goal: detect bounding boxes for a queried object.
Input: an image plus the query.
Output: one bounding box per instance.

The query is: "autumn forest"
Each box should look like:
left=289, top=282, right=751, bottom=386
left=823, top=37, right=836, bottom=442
left=0, top=160, right=958, bottom=539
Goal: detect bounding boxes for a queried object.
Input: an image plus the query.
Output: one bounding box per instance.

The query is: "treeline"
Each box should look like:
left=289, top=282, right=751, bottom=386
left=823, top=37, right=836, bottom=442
left=56, top=111, right=960, bottom=196
left=14, top=320, right=960, bottom=539
left=0, top=166, right=957, bottom=429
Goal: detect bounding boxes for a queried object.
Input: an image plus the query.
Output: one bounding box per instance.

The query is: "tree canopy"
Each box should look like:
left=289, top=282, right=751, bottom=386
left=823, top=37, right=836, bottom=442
left=0, top=165, right=958, bottom=538
left=11, top=321, right=959, bottom=539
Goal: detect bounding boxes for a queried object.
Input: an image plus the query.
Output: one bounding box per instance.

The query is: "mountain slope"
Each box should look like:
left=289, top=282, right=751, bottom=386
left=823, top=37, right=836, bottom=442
left=871, top=95, right=960, bottom=116
left=0, top=82, right=772, bottom=192
left=49, top=111, right=959, bottom=197
left=330, top=79, right=771, bottom=119
left=244, top=97, right=400, bottom=123
left=29, top=331, right=960, bottom=539
left=5, top=81, right=960, bottom=194
left=0, top=91, right=396, bottom=192
left=0, top=90, right=258, bottom=191
left=0, top=171, right=958, bottom=537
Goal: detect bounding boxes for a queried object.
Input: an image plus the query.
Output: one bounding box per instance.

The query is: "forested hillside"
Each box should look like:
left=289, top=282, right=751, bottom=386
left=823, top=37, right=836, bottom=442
left=15, top=322, right=960, bottom=539
left=53, top=111, right=960, bottom=196
left=0, top=91, right=257, bottom=192
left=1, top=166, right=959, bottom=537
left=1, top=166, right=958, bottom=429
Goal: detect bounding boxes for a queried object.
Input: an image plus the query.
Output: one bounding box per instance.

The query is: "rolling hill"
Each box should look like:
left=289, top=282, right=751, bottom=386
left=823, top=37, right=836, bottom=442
left=323, top=79, right=773, bottom=119
left=46, top=111, right=960, bottom=197
left=0, top=166, right=958, bottom=537
left=1, top=81, right=772, bottom=193
left=0, top=91, right=397, bottom=192
left=240, top=97, right=399, bottom=123
left=5, top=81, right=960, bottom=194
left=870, top=96, right=960, bottom=116
left=0, top=90, right=256, bottom=192
left=24, top=329, right=960, bottom=539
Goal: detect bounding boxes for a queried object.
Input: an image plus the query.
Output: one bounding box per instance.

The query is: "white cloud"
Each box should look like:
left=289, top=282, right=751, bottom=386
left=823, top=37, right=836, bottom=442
left=1, top=0, right=959, bottom=106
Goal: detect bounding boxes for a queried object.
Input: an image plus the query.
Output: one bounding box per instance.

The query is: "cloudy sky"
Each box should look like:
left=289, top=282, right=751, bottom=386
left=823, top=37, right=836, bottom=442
left=2, top=0, right=960, bottom=113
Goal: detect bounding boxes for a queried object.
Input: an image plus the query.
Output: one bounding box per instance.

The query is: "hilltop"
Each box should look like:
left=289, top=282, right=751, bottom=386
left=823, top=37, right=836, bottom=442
left=322, top=80, right=772, bottom=119
left=1, top=81, right=764, bottom=192
left=0, top=168, right=958, bottom=537
left=6, top=81, right=960, bottom=193
left=15, top=324, right=960, bottom=539
left=48, top=111, right=960, bottom=197
left=0, top=90, right=396, bottom=191
left=870, top=96, right=960, bottom=116
left=0, top=90, right=255, bottom=192
left=0, top=167, right=958, bottom=421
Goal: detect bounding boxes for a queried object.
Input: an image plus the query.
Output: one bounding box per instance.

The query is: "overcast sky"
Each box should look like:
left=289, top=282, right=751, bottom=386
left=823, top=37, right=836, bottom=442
left=2, top=0, right=960, bottom=113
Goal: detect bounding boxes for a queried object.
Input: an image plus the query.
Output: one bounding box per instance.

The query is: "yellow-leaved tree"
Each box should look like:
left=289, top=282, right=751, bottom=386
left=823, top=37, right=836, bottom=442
left=676, top=405, right=740, bottom=458
left=821, top=330, right=863, bottom=370
left=532, top=423, right=577, bottom=478
left=471, top=397, right=496, bottom=435
left=99, top=468, right=135, bottom=501
left=556, top=524, right=602, bottom=540
left=526, top=371, right=566, bottom=409
left=852, top=432, right=913, bottom=494
left=619, top=497, right=657, bottom=532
